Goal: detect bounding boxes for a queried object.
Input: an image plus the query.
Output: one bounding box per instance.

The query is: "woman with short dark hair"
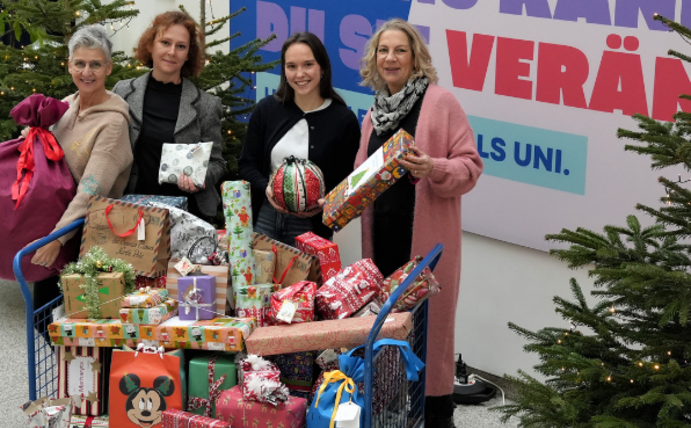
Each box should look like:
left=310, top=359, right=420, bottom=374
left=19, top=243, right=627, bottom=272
left=239, top=32, right=360, bottom=246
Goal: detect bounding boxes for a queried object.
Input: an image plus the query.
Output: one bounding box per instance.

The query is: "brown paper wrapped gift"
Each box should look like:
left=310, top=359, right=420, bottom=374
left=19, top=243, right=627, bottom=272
left=62, top=271, right=126, bottom=319
left=80, top=195, right=170, bottom=277
left=252, top=233, right=319, bottom=288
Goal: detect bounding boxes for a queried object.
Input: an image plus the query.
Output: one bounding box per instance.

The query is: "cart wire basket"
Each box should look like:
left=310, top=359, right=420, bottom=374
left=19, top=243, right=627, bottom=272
left=16, top=218, right=441, bottom=428
left=14, top=218, right=84, bottom=402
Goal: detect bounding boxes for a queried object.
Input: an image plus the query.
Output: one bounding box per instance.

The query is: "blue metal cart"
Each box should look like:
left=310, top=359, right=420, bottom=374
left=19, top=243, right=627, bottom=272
left=16, top=217, right=440, bottom=428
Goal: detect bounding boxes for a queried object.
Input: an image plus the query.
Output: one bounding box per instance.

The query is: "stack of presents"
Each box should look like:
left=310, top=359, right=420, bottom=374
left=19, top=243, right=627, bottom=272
left=24, top=130, right=440, bottom=428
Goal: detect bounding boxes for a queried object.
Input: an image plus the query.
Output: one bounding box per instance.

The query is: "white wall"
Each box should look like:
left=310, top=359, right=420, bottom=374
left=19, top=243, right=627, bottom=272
left=111, top=0, right=599, bottom=381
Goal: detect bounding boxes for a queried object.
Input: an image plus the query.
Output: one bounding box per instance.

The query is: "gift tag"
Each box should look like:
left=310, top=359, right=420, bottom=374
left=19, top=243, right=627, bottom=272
left=137, top=216, right=146, bottom=241
left=335, top=402, right=361, bottom=427
left=276, top=300, right=298, bottom=324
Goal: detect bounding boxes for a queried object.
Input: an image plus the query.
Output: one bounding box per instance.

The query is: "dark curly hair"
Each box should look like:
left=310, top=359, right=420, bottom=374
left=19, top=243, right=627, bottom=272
left=135, top=11, right=205, bottom=78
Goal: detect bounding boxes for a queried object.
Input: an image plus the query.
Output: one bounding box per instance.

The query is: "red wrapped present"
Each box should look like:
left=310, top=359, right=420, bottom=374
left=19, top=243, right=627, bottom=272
left=269, top=280, right=317, bottom=325
left=217, top=385, right=307, bottom=428
left=162, top=409, right=230, bottom=427
left=376, top=255, right=442, bottom=312
left=135, top=275, right=166, bottom=289
left=315, top=259, right=383, bottom=320
left=295, top=232, right=342, bottom=283
left=240, top=355, right=288, bottom=404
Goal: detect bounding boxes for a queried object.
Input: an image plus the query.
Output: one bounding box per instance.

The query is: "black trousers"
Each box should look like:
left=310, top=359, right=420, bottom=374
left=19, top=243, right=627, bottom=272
left=32, top=275, right=61, bottom=345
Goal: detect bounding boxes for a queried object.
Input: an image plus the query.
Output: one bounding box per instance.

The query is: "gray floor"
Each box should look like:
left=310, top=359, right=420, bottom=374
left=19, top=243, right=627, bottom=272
left=0, top=278, right=518, bottom=427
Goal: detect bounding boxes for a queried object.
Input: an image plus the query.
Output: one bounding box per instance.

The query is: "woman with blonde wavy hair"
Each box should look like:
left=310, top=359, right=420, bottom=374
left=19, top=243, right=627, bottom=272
left=357, top=18, right=483, bottom=428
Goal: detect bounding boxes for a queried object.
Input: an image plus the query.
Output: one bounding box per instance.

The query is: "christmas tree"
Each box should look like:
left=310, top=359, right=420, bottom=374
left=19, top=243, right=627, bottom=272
left=495, top=14, right=691, bottom=427
left=0, top=0, right=143, bottom=139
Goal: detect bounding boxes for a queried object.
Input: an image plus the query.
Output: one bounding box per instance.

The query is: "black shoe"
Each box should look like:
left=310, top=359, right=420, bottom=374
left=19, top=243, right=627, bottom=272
left=425, top=395, right=456, bottom=428
left=425, top=416, right=456, bottom=428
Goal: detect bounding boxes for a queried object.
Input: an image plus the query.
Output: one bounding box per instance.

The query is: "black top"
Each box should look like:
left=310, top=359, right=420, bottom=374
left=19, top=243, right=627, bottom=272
left=134, top=77, right=202, bottom=216
left=367, top=89, right=426, bottom=277
left=238, top=95, right=361, bottom=239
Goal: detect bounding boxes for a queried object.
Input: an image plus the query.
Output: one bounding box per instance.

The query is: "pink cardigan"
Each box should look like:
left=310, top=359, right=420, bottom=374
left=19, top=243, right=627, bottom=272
left=356, top=84, right=483, bottom=395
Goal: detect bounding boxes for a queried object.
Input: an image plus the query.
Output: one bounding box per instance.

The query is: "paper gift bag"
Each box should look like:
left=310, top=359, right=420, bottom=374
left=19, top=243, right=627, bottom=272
left=80, top=195, right=170, bottom=277
left=158, top=142, right=212, bottom=188
left=253, top=233, right=318, bottom=288
left=322, top=128, right=413, bottom=232
left=109, top=347, right=184, bottom=428
left=57, top=346, right=112, bottom=416
left=62, top=272, right=126, bottom=319
left=253, top=249, right=275, bottom=284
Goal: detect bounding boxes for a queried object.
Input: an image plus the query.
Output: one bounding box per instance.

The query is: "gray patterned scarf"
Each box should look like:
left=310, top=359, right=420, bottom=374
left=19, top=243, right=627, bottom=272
left=371, top=76, right=429, bottom=136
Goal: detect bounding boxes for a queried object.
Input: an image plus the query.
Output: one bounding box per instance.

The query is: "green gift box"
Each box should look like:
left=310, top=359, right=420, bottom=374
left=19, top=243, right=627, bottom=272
left=188, top=354, right=237, bottom=418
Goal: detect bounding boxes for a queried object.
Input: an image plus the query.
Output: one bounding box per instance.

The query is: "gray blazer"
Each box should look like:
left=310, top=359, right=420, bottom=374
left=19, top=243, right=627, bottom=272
left=112, top=72, right=225, bottom=217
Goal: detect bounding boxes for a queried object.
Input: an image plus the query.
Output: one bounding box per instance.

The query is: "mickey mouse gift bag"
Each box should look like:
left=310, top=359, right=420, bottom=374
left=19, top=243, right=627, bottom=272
left=109, top=346, right=183, bottom=428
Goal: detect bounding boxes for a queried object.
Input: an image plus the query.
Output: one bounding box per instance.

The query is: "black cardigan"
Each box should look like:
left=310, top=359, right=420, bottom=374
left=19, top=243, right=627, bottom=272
left=238, top=95, right=361, bottom=239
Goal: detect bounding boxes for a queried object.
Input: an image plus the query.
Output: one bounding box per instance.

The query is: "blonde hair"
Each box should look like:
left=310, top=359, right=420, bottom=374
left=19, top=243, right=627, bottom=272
left=360, top=18, right=438, bottom=91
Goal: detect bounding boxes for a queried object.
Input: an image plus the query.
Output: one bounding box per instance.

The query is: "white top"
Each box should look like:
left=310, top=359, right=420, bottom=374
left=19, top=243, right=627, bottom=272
left=271, top=98, right=333, bottom=172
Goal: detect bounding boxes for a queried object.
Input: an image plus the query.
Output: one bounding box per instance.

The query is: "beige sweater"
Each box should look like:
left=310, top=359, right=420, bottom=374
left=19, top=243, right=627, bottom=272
left=52, top=91, right=133, bottom=243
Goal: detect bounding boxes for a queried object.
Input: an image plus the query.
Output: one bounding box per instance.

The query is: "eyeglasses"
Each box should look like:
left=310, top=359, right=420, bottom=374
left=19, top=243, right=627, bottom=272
left=71, top=60, right=109, bottom=72
left=377, top=48, right=410, bottom=58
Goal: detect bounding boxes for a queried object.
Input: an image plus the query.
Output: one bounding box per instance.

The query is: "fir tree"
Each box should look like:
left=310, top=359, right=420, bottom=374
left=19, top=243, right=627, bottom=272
left=0, top=0, right=143, bottom=139
left=495, top=14, right=691, bottom=428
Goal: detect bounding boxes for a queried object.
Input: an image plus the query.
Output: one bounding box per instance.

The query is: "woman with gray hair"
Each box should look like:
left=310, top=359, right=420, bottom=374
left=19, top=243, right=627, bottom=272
left=29, top=25, right=132, bottom=315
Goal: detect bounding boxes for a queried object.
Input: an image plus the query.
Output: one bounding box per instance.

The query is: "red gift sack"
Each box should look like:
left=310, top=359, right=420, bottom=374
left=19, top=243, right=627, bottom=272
left=269, top=280, right=317, bottom=325
left=0, top=94, right=77, bottom=281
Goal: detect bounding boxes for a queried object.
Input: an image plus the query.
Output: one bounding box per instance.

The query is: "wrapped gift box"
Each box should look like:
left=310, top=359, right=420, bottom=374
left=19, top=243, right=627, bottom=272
left=120, top=194, right=188, bottom=211
left=135, top=274, right=166, bottom=289
left=322, top=128, right=413, bottom=232
left=234, top=283, right=275, bottom=327
left=57, top=346, right=111, bottom=416
left=68, top=415, right=109, bottom=427
left=49, top=317, right=256, bottom=352
left=222, top=181, right=256, bottom=288
left=268, top=281, right=317, bottom=325
left=377, top=255, right=442, bottom=312
left=245, top=312, right=412, bottom=355
left=216, top=385, right=307, bottom=428
left=295, top=232, right=342, bottom=283
left=118, top=299, right=178, bottom=325
left=274, top=351, right=316, bottom=398
left=178, top=275, right=218, bottom=320
left=62, top=272, right=126, bottom=319
left=240, top=356, right=282, bottom=403
left=159, top=142, right=212, bottom=188
left=253, top=249, right=275, bottom=284
left=22, top=398, right=73, bottom=428
left=315, top=259, right=384, bottom=320
left=167, top=262, right=229, bottom=315
left=162, top=408, right=230, bottom=427
left=121, top=288, right=169, bottom=308
left=188, top=354, right=237, bottom=418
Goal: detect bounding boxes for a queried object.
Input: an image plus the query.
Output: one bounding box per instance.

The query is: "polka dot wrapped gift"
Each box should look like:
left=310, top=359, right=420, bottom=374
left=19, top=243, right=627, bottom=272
left=270, top=156, right=326, bottom=213
left=158, top=141, right=213, bottom=188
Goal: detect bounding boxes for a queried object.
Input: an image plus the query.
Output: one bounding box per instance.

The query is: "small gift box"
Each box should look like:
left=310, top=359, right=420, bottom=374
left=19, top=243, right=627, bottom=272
left=269, top=281, right=317, bottom=325
left=188, top=354, right=237, bottom=418
left=22, top=398, right=73, bottom=428
left=240, top=355, right=288, bottom=404
left=159, top=142, right=212, bottom=188
left=167, top=261, right=230, bottom=314
left=61, top=271, right=126, bottom=319
left=119, top=299, right=178, bottom=325
left=68, top=415, right=109, bottom=427
left=162, top=409, right=230, bottom=428
left=234, top=283, right=276, bottom=327
left=217, top=386, right=307, bottom=428
left=135, top=275, right=166, bottom=289
left=315, top=259, right=384, bottom=320
left=178, top=275, right=218, bottom=320
left=322, top=128, right=413, bottom=232
left=121, top=287, right=169, bottom=308
left=253, top=249, right=276, bottom=284
left=377, top=255, right=442, bottom=312
left=295, top=232, right=342, bottom=283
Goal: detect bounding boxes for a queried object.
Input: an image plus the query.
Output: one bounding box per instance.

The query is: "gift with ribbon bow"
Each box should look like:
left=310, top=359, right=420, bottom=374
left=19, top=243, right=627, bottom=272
left=188, top=354, right=237, bottom=418
left=178, top=275, right=217, bottom=320
left=315, top=259, right=384, bottom=320
left=0, top=93, right=78, bottom=282
left=239, top=355, right=287, bottom=404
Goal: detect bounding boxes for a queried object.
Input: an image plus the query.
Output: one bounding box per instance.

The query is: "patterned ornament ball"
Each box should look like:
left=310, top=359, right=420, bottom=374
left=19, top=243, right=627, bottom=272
left=270, top=156, right=326, bottom=213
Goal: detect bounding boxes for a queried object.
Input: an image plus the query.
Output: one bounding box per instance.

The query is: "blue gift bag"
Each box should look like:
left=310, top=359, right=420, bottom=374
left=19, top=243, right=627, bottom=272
left=307, top=339, right=424, bottom=428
